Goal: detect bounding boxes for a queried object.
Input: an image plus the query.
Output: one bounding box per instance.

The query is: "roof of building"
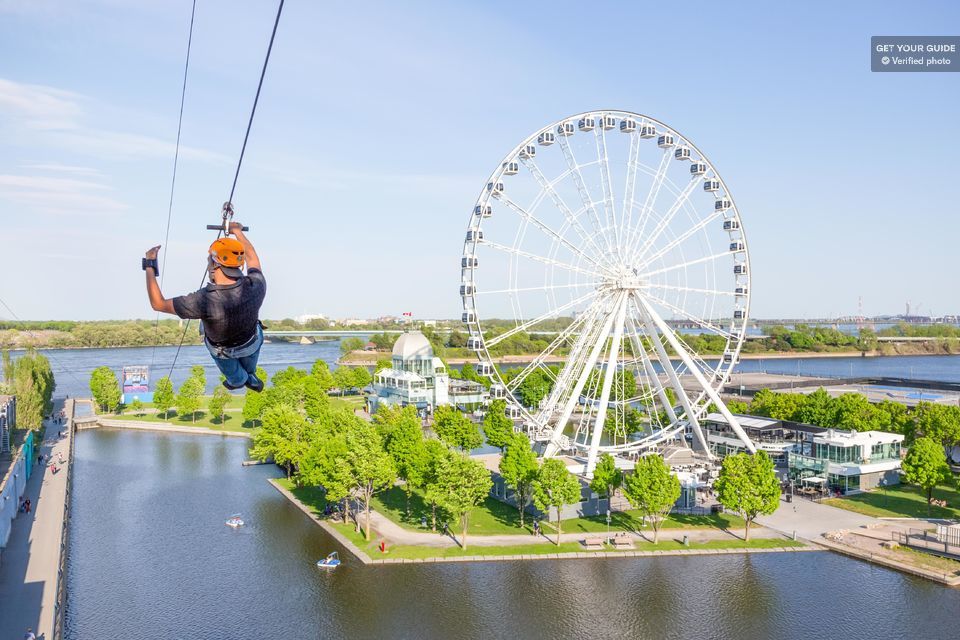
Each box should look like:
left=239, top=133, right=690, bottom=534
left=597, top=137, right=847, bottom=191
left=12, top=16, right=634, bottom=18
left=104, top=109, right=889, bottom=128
left=704, top=412, right=781, bottom=431
left=392, top=331, right=433, bottom=360
left=813, top=429, right=904, bottom=447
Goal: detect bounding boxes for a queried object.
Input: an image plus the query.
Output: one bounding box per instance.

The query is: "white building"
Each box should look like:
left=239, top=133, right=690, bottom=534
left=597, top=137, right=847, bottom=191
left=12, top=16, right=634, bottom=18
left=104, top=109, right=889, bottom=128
left=369, top=331, right=487, bottom=413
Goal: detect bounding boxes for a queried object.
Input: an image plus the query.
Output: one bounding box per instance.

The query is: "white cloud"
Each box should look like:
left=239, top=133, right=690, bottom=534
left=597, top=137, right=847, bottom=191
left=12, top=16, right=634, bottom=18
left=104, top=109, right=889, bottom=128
left=20, top=163, right=105, bottom=177
left=0, top=77, right=226, bottom=162
left=0, top=173, right=128, bottom=215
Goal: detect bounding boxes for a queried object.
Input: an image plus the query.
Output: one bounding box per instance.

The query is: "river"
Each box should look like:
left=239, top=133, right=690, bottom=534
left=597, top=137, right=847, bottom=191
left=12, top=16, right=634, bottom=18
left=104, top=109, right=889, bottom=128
left=65, top=428, right=960, bottom=639
left=19, top=340, right=960, bottom=398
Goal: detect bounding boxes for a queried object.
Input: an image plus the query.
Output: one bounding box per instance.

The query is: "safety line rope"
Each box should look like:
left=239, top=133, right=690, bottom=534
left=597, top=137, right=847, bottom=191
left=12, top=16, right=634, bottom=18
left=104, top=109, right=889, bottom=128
left=165, top=0, right=285, bottom=382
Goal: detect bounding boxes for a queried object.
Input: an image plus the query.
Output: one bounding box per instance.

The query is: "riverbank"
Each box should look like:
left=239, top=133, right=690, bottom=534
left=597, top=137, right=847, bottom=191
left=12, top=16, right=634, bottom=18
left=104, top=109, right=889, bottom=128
left=0, top=400, right=74, bottom=639
left=85, top=418, right=254, bottom=438
left=269, top=479, right=810, bottom=565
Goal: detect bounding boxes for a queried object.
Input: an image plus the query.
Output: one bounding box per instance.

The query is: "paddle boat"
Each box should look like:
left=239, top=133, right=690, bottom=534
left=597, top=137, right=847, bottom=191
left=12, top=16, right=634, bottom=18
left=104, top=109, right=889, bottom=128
left=225, top=514, right=245, bottom=528
left=316, top=552, right=341, bottom=569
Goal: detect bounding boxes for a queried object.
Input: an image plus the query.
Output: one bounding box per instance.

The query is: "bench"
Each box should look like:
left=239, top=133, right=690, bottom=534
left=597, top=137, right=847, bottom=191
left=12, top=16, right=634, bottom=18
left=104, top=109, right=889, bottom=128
left=612, top=534, right=634, bottom=550
left=582, top=537, right=605, bottom=550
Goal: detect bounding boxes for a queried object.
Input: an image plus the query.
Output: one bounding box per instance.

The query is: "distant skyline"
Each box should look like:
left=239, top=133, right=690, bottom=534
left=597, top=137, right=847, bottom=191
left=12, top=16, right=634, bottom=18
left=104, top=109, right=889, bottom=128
left=1, top=1, right=959, bottom=321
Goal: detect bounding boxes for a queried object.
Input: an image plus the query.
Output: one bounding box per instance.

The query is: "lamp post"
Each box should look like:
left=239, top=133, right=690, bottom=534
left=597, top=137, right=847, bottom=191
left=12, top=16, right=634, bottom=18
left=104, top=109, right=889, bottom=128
left=606, top=509, right=611, bottom=545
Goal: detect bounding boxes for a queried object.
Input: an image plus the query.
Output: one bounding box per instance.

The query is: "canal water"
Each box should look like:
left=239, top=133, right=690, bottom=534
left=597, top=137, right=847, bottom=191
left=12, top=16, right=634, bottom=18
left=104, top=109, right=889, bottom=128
left=66, top=428, right=960, bottom=639
left=16, top=341, right=960, bottom=399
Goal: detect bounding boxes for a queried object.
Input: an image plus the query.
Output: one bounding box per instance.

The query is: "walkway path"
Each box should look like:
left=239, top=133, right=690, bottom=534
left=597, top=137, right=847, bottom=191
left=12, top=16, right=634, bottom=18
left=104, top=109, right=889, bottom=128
left=757, top=496, right=881, bottom=540
left=0, top=402, right=71, bottom=640
left=358, top=507, right=784, bottom=548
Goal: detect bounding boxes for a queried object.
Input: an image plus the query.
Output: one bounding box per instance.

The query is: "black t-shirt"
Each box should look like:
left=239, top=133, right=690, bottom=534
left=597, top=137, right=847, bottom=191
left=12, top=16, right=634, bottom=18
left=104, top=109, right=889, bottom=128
left=172, top=268, right=266, bottom=347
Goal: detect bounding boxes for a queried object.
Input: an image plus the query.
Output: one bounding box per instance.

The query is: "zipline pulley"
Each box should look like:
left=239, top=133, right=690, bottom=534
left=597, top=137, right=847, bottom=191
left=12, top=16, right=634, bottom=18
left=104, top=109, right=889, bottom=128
left=206, top=201, right=249, bottom=235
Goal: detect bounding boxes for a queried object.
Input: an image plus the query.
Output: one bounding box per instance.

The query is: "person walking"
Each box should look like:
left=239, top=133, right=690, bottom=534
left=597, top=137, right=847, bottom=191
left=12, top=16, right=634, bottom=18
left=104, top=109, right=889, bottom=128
left=24, top=627, right=36, bottom=640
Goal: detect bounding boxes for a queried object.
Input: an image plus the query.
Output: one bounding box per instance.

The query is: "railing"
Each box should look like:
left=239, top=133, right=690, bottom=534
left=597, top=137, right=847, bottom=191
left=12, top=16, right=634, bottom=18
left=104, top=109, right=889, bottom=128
left=893, top=528, right=960, bottom=560
left=51, top=399, right=76, bottom=640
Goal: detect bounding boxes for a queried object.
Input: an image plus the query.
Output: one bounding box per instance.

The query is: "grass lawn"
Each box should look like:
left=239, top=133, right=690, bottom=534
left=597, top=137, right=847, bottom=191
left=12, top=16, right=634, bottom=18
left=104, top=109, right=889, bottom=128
left=823, top=483, right=960, bottom=519
left=895, top=547, right=960, bottom=576
left=372, top=486, right=533, bottom=535
left=541, top=510, right=747, bottom=534
left=108, top=395, right=363, bottom=433
left=346, top=527, right=802, bottom=560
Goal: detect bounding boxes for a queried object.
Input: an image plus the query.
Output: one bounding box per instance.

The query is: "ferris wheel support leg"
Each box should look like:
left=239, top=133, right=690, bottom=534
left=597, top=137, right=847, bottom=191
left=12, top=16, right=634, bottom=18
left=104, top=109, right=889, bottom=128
left=633, top=295, right=712, bottom=458
left=544, top=294, right=620, bottom=459
left=585, top=293, right=628, bottom=477
left=628, top=320, right=679, bottom=425
left=636, top=295, right=757, bottom=455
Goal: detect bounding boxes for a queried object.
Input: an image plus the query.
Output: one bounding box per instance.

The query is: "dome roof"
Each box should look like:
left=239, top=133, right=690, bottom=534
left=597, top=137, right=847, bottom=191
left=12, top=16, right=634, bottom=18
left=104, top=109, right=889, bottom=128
left=392, top=331, right=433, bottom=360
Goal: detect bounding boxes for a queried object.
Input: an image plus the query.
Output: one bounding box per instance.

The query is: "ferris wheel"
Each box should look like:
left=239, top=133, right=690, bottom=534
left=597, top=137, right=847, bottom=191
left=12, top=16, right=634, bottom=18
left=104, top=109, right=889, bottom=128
left=460, top=110, right=757, bottom=475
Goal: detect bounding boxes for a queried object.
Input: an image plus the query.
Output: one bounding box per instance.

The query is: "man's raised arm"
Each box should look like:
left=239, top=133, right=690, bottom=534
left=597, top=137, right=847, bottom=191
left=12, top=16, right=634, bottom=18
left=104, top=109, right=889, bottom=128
left=229, top=222, right=261, bottom=271
left=143, top=245, right=175, bottom=314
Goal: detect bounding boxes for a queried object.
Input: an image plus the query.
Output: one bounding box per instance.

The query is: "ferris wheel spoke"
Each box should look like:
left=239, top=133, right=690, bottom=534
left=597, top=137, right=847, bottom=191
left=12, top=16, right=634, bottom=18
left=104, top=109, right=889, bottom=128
left=593, top=127, right=621, bottom=258
left=519, top=156, right=610, bottom=261
left=628, top=148, right=672, bottom=257
left=640, top=292, right=736, bottom=340
left=505, top=310, right=592, bottom=393
left=640, top=250, right=730, bottom=279
left=479, top=239, right=608, bottom=280
left=497, top=195, right=614, bottom=274
left=637, top=209, right=725, bottom=270
left=620, top=134, right=642, bottom=253
left=629, top=176, right=700, bottom=263
left=646, top=283, right=735, bottom=297
left=554, top=137, right=609, bottom=248
left=476, top=281, right=604, bottom=296
left=486, top=289, right=598, bottom=348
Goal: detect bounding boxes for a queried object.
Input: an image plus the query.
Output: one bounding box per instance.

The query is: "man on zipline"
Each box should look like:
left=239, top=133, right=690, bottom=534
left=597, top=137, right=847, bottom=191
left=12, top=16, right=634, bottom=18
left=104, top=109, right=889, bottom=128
left=143, top=222, right=266, bottom=392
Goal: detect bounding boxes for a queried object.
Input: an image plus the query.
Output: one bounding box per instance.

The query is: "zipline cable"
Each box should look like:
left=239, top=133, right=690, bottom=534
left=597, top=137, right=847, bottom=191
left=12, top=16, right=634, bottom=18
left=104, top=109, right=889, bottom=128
left=0, top=295, right=87, bottom=389
left=150, top=0, right=198, bottom=373
left=165, top=0, right=286, bottom=382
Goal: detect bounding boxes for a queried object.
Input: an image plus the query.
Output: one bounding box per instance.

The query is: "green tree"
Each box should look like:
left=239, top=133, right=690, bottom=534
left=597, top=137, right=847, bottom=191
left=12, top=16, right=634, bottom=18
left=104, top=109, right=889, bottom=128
left=794, top=387, right=832, bottom=426
left=351, top=366, right=372, bottom=390
left=621, top=454, right=680, bottom=543
left=340, top=337, right=365, bottom=354
left=901, top=436, right=952, bottom=506
left=498, top=432, right=539, bottom=527
left=376, top=405, right=426, bottom=516
left=828, top=393, right=878, bottom=431
left=374, top=358, right=392, bottom=374
left=298, top=418, right=353, bottom=523
left=208, top=386, right=231, bottom=424
left=243, top=388, right=266, bottom=426
left=714, top=451, right=780, bottom=541
left=311, top=359, right=334, bottom=390
left=90, top=366, right=122, bottom=413
left=725, top=399, right=750, bottom=415
left=175, top=377, right=204, bottom=423
left=303, top=376, right=330, bottom=422
left=344, top=419, right=397, bottom=540
left=590, top=453, right=623, bottom=504
left=129, top=398, right=144, bottom=417
left=333, top=366, right=356, bottom=395
left=433, top=405, right=482, bottom=451
left=421, top=438, right=449, bottom=531
left=190, top=364, right=206, bottom=389
left=483, top=399, right=513, bottom=451
left=533, top=458, right=583, bottom=545
left=152, top=377, right=175, bottom=420
left=431, top=451, right=493, bottom=551
left=250, top=405, right=310, bottom=479
left=911, top=403, right=960, bottom=448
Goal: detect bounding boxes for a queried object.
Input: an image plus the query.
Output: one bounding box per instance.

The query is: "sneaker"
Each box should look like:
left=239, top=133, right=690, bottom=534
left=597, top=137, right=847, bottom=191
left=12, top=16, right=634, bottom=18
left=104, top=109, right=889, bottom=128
left=245, top=374, right=264, bottom=393
left=222, top=379, right=245, bottom=391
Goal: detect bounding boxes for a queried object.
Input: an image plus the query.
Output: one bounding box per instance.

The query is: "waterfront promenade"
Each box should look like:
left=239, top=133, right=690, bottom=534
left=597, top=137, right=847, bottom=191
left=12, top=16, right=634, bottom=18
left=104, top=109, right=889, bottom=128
left=0, top=403, right=72, bottom=639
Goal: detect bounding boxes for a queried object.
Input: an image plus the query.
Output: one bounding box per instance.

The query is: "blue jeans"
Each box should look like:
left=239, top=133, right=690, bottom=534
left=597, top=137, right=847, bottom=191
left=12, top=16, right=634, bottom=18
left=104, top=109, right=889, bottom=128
left=205, top=326, right=263, bottom=389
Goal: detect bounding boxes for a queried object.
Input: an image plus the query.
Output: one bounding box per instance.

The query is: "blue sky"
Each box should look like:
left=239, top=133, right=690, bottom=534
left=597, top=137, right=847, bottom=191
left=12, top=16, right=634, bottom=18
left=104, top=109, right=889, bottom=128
left=1, top=0, right=958, bottom=321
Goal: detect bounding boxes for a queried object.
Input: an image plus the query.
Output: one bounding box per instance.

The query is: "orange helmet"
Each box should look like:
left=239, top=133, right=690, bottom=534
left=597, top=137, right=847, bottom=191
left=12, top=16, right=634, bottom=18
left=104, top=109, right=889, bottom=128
left=209, top=237, right=245, bottom=268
